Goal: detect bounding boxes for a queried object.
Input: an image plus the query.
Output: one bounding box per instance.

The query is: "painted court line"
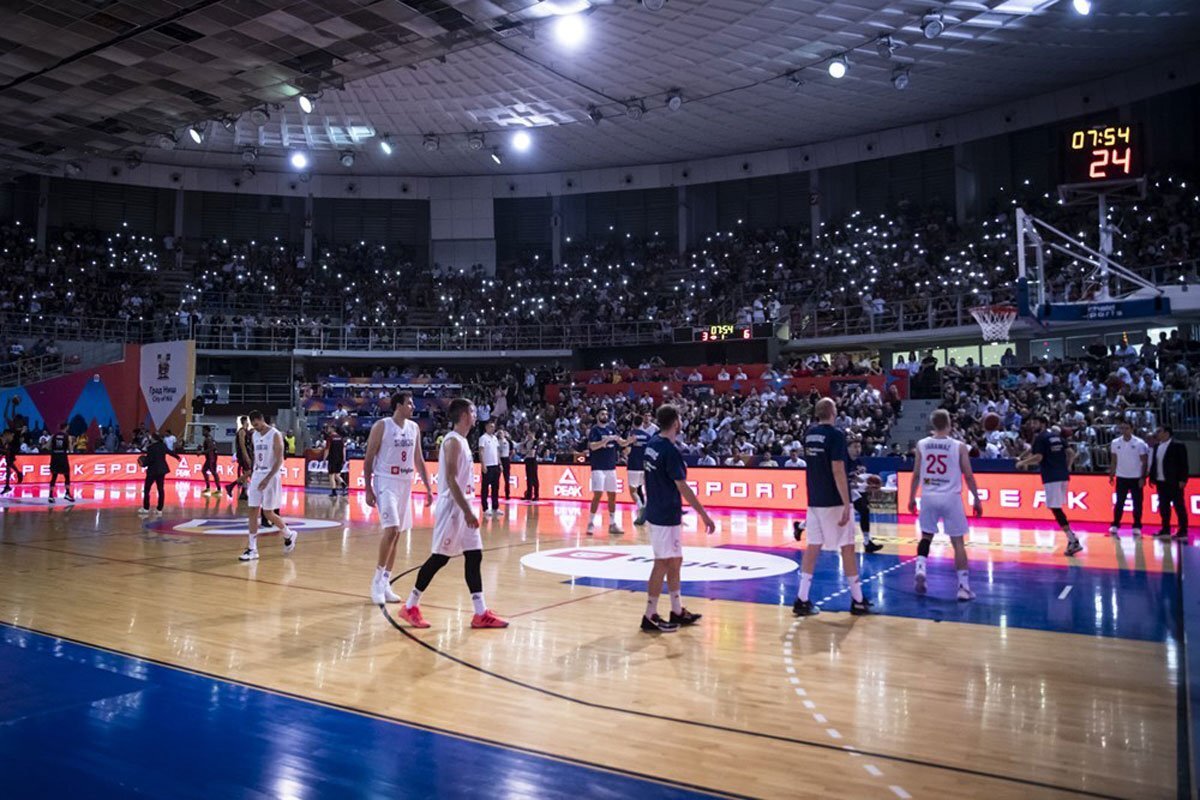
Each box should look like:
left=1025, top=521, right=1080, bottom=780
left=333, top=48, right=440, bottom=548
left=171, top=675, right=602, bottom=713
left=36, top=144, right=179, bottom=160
left=1058, top=585, right=1073, bottom=600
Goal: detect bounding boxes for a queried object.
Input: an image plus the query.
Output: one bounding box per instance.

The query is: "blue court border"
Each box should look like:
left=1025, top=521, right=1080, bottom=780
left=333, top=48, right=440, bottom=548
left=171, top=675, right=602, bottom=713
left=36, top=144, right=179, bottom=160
left=0, top=620, right=745, bottom=800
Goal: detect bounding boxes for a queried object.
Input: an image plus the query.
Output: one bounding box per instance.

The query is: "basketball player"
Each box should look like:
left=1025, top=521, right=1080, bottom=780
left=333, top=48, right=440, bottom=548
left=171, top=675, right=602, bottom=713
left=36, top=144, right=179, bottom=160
left=47, top=423, right=74, bottom=504
left=586, top=407, right=633, bottom=536
left=200, top=427, right=220, bottom=495
left=847, top=437, right=882, bottom=553
left=792, top=398, right=870, bottom=617
left=238, top=411, right=296, bottom=562
left=224, top=416, right=251, bottom=499
left=395, top=399, right=508, bottom=629
left=1, top=404, right=25, bottom=495
left=627, top=412, right=657, bottom=526
left=641, top=404, right=714, bottom=633
left=907, top=410, right=984, bottom=600
left=1017, top=415, right=1082, bottom=556
left=365, top=392, right=433, bottom=604
left=325, top=423, right=347, bottom=497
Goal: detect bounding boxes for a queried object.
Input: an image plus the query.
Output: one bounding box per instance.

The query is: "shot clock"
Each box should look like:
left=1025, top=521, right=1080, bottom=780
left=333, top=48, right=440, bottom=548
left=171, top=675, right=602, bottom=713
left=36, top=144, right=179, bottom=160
left=1063, top=124, right=1142, bottom=183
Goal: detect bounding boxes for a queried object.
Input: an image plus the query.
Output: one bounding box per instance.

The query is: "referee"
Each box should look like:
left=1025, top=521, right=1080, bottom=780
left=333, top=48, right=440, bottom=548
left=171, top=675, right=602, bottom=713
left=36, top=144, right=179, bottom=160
left=48, top=423, right=74, bottom=504
left=1108, top=420, right=1149, bottom=536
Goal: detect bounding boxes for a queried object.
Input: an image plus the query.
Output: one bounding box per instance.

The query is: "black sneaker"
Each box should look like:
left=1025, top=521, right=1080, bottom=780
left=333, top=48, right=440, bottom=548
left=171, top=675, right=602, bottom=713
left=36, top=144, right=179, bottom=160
left=792, top=521, right=805, bottom=542
left=641, top=614, right=679, bottom=633
left=849, top=599, right=871, bottom=616
left=330, top=489, right=338, bottom=497
left=1155, top=529, right=1171, bottom=538
left=48, top=497, right=55, bottom=504
left=863, top=540, right=883, bottom=553
left=792, top=599, right=819, bottom=617
left=670, top=609, right=702, bottom=625
left=1064, top=539, right=1083, bottom=556
left=634, top=511, right=646, bottom=526
left=65, top=493, right=74, bottom=503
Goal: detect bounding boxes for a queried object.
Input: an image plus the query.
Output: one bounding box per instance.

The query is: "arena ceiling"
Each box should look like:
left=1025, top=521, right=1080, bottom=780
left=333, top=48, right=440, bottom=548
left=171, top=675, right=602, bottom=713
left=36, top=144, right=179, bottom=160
left=0, top=0, right=1197, bottom=178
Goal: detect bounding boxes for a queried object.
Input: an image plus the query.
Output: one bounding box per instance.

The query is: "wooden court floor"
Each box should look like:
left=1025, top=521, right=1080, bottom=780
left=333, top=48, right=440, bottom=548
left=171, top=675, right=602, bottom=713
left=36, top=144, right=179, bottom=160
left=0, top=483, right=1183, bottom=799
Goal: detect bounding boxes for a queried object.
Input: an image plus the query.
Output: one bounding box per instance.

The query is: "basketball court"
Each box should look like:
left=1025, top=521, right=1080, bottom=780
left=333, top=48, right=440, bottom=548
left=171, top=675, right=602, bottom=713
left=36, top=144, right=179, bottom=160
left=0, top=484, right=1182, bottom=799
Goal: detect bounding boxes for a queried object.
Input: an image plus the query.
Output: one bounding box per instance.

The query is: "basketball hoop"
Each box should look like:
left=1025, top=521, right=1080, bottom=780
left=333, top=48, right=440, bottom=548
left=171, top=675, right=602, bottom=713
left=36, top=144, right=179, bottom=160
left=969, top=304, right=1018, bottom=342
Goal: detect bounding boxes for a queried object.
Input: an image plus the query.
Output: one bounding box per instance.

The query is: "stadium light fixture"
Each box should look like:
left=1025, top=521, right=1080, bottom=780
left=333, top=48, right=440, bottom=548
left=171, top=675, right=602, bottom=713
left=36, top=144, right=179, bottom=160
left=588, top=106, right=603, bottom=125
left=553, top=14, right=586, bottom=47
left=491, top=150, right=503, bottom=165
left=828, top=56, right=848, bottom=79
left=290, top=151, right=309, bottom=170
left=891, top=67, right=910, bottom=90
left=423, top=135, right=439, bottom=152
left=666, top=91, right=683, bottom=111
left=187, top=123, right=205, bottom=144
left=1072, top=0, right=1091, bottom=14
left=921, top=10, right=944, bottom=39
left=512, top=130, right=532, bottom=152
left=298, top=94, right=314, bottom=114
left=468, top=134, right=485, bottom=151
left=339, top=151, right=355, bottom=168
left=380, top=135, right=393, bottom=155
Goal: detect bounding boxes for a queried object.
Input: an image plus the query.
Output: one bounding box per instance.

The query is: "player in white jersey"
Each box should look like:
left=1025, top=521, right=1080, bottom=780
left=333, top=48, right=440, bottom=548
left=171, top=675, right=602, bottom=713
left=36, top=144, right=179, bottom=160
left=365, top=391, right=433, bottom=604
left=395, top=399, right=509, bottom=629
left=907, top=409, right=983, bottom=600
left=238, top=410, right=296, bottom=562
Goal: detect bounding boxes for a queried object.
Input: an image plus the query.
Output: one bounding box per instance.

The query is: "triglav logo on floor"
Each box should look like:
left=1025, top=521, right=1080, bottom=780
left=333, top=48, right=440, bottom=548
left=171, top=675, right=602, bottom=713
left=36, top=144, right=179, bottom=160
left=163, top=517, right=341, bottom=536
left=521, top=546, right=798, bottom=582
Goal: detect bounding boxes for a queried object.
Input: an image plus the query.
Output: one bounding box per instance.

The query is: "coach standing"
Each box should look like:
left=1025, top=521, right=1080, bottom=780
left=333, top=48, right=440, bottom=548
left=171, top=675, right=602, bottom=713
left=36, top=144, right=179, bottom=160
left=521, top=432, right=540, bottom=501
left=1150, top=425, right=1189, bottom=539
left=139, top=433, right=180, bottom=516
left=479, top=421, right=501, bottom=517
left=1108, top=420, right=1149, bottom=536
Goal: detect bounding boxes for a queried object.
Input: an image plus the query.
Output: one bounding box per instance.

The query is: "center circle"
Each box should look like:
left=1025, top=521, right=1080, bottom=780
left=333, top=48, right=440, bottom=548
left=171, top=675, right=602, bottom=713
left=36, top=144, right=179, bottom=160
left=521, top=546, right=798, bottom=582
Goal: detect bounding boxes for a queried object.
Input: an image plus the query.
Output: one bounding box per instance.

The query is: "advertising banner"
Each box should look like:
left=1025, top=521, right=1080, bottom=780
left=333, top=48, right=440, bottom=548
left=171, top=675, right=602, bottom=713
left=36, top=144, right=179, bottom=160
left=139, top=340, right=195, bottom=434
left=3, top=454, right=306, bottom=487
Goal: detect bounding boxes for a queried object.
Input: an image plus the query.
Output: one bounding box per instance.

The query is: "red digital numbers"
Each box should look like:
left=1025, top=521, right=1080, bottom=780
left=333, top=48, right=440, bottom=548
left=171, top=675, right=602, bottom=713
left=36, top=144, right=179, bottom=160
left=1089, top=148, right=1133, bottom=179
left=742, top=328, right=751, bottom=339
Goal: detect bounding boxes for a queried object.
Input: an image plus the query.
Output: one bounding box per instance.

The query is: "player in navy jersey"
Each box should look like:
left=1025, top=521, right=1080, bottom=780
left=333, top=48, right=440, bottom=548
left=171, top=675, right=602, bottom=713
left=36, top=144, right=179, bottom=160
left=586, top=408, right=634, bottom=536
left=792, top=398, right=870, bottom=617
left=626, top=413, right=657, bottom=526
left=47, top=423, right=74, bottom=503
left=1017, top=415, right=1081, bottom=556
left=641, top=404, right=715, bottom=633
left=847, top=438, right=882, bottom=553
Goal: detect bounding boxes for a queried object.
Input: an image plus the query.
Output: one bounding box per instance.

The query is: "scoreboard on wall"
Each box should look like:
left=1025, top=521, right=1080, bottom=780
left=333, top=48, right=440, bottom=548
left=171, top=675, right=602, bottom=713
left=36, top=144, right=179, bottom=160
left=674, top=322, right=773, bottom=343
left=1062, top=124, right=1143, bottom=184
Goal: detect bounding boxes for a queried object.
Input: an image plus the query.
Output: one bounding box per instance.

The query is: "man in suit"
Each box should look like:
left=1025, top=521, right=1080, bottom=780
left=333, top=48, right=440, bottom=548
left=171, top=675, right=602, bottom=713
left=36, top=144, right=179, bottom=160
left=1150, top=425, right=1189, bottom=539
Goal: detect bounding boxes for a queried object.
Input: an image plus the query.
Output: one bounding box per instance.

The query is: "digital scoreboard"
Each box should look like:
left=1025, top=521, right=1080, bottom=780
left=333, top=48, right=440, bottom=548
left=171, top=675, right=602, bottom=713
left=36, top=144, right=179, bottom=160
left=1063, top=124, right=1143, bottom=183
left=673, top=323, right=773, bottom=343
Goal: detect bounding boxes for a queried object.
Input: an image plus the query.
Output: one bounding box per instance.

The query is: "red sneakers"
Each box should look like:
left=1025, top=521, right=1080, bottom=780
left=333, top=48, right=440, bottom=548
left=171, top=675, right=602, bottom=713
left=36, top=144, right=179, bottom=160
left=397, top=605, right=430, bottom=629
left=471, top=610, right=509, bottom=629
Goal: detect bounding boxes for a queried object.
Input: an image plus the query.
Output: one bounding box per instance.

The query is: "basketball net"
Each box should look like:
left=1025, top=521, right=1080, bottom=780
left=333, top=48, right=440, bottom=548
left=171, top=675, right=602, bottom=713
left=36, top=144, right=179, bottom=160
left=969, top=304, right=1018, bottom=343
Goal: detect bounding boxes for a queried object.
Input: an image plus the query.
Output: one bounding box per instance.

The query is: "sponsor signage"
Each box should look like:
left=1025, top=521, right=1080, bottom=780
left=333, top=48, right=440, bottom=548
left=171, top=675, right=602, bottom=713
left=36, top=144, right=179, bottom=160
left=520, top=546, right=798, bottom=582
left=3, top=455, right=307, bottom=487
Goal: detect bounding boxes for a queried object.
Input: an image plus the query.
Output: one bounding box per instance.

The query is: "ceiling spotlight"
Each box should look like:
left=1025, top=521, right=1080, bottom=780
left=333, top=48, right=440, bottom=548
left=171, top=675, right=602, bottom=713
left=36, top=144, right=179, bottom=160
left=241, top=147, right=258, bottom=164
left=242, top=165, right=256, bottom=179
left=666, top=91, right=683, bottom=111
left=877, top=35, right=896, bottom=60
left=423, top=135, right=439, bottom=152
left=828, top=56, right=848, bottom=79
left=219, top=115, right=238, bottom=132
left=187, top=123, right=205, bottom=144
left=290, top=151, right=309, bottom=170
left=921, top=10, right=944, bottom=39
left=512, top=130, right=532, bottom=152
left=553, top=14, right=586, bottom=47
left=468, top=134, right=485, bottom=151
left=491, top=150, right=503, bottom=165
left=299, top=171, right=311, bottom=184
left=124, top=152, right=142, bottom=170
left=891, top=67, right=910, bottom=90
left=625, top=100, right=646, bottom=121
left=787, top=73, right=804, bottom=90
left=249, top=107, right=270, bottom=126
left=1072, top=0, right=1091, bottom=14
left=380, top=135, right=393, bottom=155
left=298, top=94, right=314, bottom=114
left=65, top=162, right=82, bottom=177
left=588, top=106, right=603, bottom=125
left=339, top=151, right=355, bottom=168
left=154, top=133, right=177, bottom=150
left=641, top=0, right=666, bottom=10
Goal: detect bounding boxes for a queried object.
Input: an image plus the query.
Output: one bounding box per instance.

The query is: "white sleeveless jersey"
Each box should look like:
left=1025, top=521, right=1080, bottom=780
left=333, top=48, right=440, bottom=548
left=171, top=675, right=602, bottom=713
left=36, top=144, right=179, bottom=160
left=251, top=427, right=279, bottom=473
left=917, top=435, right=964, bottom=496
left=437, top=431, right=474, bottom=503
left=375, top=417, right=419, bottom=482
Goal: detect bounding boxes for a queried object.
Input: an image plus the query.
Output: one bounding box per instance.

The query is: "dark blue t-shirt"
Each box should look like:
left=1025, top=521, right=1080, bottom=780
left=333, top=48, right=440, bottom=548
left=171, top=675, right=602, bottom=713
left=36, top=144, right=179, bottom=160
left=804, top=423, right=848, bottom=508
left=1032, top=431, right=1070, bottom=483
left=626, top=426, right=654, bottom=471
left=588, top=423, right=619, bottom=470
left=644, top=435, right=687, bottom=526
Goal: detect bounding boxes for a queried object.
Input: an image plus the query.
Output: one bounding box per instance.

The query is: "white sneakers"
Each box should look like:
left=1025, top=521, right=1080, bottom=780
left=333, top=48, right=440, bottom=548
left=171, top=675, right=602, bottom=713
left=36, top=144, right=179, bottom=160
left=370, top=574, right=402, bottom=604
left=239, top=548, right=259, bottom=562
left=914, top=571, right=927, bottom=594
left=957, top=585, right=976, bottom=601
left=1108, top=525, right=1119, bottom=535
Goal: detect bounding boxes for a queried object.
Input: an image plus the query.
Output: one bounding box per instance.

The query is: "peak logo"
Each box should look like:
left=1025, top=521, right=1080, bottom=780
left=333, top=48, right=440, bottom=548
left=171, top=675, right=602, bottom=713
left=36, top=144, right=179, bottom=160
left=521, top=546, right=797, bottom=582
left=553, top=467, right=583, bottom=498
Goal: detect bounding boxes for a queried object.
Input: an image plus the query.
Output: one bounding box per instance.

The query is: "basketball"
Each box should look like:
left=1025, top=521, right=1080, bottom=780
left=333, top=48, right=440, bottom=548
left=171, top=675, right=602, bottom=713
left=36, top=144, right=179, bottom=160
left=983, top=412, right=1001, bottom=431
left=866, top=474, right=883, bottom=490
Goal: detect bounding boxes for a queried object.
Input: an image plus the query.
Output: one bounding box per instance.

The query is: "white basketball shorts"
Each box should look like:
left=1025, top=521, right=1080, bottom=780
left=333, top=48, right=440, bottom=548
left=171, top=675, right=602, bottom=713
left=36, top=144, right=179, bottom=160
left=590, top=469, right=618, bottom=493
left=247, top=471, right=282, bottom=510
left=431, top=499, right=483, bottom=557
left=1043, top=480, right=1068, bottom=509
left=627, top=470, right=645, bottom=489
left=806, top=506, right=856, bottom=551
left=374, top=477, right=414, bottom=531
left=648, top=523, right=683, bottom=559
left=917, top=494, right=969, bottom=537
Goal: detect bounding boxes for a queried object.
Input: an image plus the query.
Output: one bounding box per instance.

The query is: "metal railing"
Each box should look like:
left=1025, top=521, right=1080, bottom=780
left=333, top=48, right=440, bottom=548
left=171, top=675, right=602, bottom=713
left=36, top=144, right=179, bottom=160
left=0, top=352, right=66, bottom=387
left=789, top=291, right=1013, bottom=339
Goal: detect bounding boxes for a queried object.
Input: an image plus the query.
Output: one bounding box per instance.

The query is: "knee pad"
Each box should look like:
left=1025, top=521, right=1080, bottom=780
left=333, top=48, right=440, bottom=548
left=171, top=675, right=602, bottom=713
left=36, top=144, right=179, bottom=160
left=916, top=535, right=933, bottom=558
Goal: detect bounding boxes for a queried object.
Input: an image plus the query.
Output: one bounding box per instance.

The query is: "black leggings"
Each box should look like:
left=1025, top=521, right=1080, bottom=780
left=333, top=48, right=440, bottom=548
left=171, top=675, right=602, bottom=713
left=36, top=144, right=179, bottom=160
left=524, top=459, right=540, bottom=500
left=854, top=495, right=871, bottom=533
left=414, top=550, right=483, bottom=594
left=201, top=457, right=219, bottom=489
left=143, top=473, right=165, bottom=510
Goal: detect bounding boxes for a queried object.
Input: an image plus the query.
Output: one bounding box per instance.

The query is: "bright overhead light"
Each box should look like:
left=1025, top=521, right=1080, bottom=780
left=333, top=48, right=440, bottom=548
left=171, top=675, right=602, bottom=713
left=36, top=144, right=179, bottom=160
left=553, top=14, right=586, bottom=47
left=491, top=150, right=503, bottom=165
left=921, top=10, right=944, bottom=39
left=290, top=151, right=309, bottom=170
left=828, top=56, right=848, bottom=79
left=1072, top=0, right=1091, bottom=14
left=891, top=67, right=910, bottom=90
left=187, top=124, right=204, bottom=144
left=512, top=130, right=532, bottom=152
left=380, top=135, right=393, bottom=155
left=298, top=94, right=314, bottom=114
left=339, top=151, right=354, bottom=168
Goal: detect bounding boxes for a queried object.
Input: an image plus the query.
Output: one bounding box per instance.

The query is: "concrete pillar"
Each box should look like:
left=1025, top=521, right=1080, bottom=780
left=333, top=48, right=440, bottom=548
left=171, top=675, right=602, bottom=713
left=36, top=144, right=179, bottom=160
left=36, top=175, right=49, bottom=252
left=551, top=194, right=562, bottom=266
left=677, top=185, right=688, bottom=256
left=808, top=170, right=820, bottom=248
left=303, top=193, right=314, bottom=266
left=954, top=142, right=975, bottom=225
